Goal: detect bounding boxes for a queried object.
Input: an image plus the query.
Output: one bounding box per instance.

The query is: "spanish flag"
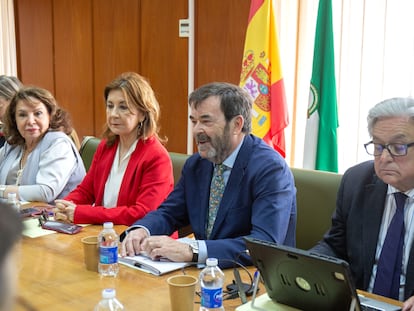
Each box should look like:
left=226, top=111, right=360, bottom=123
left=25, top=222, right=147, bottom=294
left=239, top=0, right=288, bottom=157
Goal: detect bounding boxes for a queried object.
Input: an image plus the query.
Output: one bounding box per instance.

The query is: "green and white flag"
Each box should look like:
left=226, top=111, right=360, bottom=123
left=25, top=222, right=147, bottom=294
left=303, top=0, right=338, bottom=173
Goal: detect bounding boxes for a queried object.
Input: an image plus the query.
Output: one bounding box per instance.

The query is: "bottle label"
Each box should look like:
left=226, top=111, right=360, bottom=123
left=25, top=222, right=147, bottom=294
left=200, top=287, right=223, bottom=308
left=99, top=245, right=118, bottom=264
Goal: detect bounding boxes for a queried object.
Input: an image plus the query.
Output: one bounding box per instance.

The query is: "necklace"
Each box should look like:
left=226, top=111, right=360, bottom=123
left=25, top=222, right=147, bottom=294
left=16, top=147, right=32, bottom=186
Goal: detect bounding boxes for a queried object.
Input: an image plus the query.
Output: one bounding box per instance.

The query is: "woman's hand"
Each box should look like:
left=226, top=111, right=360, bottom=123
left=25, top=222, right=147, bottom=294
left=54, top=199, right=76, bottom=223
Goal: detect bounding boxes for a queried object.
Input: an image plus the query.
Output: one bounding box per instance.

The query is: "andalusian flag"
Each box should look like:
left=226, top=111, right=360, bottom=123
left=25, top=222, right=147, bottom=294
left=303, top=0, right=338, bottom=172
left=239, top=0, right=288, bottom=157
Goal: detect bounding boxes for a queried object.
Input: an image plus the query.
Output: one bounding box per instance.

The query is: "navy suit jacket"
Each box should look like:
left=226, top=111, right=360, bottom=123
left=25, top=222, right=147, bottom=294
left=132, top=134, right=296, bottom=267
left=312, top=160, right=414, bottom=300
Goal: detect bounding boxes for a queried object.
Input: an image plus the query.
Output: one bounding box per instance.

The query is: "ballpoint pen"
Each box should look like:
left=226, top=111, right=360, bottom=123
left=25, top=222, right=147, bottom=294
left=252, top=270, right=260, bottom=299
left=251, top=269, right=266, bottom=311
left=133, top=261, right=161, bottom=276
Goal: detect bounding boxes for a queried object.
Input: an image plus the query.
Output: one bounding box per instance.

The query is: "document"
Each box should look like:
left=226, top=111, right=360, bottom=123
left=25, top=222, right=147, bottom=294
left=23, top=217, right=56, bottom=238
left=119, top=254, right=191, bottom=276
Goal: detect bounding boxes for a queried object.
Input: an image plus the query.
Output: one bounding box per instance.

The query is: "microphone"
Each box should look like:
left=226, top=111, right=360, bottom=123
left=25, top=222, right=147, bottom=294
left=233, top=267, right=247, bottom=304
left=222, top=249, right=256, bottom=301
left=225, top=267, right=256, bottom=302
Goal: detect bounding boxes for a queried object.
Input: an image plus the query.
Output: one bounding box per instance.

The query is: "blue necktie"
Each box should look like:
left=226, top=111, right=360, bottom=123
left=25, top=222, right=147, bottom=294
left=206, top=164, right=225, bottom=239
left=373, top=192, right=407, bottom=299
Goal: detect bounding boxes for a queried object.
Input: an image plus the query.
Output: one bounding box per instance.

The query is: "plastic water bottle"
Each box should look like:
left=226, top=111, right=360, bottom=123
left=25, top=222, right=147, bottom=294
left=199, top=258, right=225, bottom=311
left=94, top=288, right=124, bottom=310
left=7, top=193, right=20, bottom=211
left=98, top=222, right=119, bottom=277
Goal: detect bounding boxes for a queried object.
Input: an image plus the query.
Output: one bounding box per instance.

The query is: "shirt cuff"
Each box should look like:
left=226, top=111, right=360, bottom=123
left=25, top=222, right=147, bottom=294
left=198, top=240, right=207, bottom=267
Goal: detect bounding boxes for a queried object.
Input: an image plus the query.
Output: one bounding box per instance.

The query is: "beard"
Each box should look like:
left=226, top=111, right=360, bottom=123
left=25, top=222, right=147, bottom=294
left=196, top=124, right=232, bottom=163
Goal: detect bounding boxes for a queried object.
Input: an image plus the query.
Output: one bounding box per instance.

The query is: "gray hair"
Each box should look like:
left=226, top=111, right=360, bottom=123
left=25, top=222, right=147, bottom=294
left=0, top=75, right=22, bottom=100
left=367, top=97, right=414, bottom=137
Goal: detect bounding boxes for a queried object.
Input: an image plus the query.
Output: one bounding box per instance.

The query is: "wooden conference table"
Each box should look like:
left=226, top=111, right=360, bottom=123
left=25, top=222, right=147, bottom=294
left=14, top=219, right=403, bottom=311
left=14, top=221, right=254, bottom=311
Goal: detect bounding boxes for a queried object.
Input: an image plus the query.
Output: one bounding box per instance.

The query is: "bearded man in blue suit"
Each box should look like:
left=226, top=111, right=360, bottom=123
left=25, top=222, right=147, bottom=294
left=120, top=82, right=296, bottom=268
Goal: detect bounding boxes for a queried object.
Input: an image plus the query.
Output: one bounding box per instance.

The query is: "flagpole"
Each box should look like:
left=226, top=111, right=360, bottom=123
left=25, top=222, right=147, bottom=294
left=187, top=0, right=194, bottom=155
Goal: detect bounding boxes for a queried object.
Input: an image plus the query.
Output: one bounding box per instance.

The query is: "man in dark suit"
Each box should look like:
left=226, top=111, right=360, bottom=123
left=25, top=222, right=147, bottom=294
left=312, top=97, right=414, bottom=307
left=120, top=82, right=296, bottom=268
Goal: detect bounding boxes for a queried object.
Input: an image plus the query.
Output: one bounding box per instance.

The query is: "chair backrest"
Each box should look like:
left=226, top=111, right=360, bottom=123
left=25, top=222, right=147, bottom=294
left=168, top=152, right=190, bottom=186
left=291, top=167, right=343, bottom=250
left=168, top=152, right=193, bottom=237
left=79, top=136, right=101, bottom=171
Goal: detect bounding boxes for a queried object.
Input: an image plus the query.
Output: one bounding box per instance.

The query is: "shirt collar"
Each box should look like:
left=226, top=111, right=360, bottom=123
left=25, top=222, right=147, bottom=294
left=387, top=185, right=414, bottom=199
left=222, top=136, right=244, bottom=169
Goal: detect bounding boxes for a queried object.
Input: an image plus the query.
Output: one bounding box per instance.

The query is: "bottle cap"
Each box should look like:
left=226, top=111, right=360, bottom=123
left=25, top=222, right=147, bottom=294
left=103, top=222, right=114, bottom=229
left=102, top=288, right=116, bottom=299
left=206, top=258, right=218, bottom=266
left=7, top=192, right=17, bottom=199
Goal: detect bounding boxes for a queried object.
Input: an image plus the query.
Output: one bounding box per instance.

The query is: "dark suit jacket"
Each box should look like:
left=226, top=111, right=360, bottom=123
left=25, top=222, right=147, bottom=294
left=131, top=134, right=297, bottom=268
left=312, top=160, right=414, bottom=300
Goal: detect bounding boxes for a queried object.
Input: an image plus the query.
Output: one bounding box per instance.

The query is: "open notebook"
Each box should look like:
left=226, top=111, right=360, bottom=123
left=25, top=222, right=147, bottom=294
left=243, top=237, right=401, bottom=311
left=119, top=254, right=191, bottom=276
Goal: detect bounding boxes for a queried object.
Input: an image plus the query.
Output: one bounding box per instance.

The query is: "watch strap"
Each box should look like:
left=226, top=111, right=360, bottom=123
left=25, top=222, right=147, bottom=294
left=192, top=250, right=199, bottom=263
left=189, top=241, right=199, bottom=262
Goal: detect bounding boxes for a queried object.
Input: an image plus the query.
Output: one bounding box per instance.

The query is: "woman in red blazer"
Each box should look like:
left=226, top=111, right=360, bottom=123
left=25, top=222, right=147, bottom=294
left=54, top=72, right=174, bottom=226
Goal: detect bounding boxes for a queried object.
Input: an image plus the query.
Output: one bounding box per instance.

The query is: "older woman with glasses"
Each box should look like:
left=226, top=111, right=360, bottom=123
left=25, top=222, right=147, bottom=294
left=311, top=97, right=414, bottom=307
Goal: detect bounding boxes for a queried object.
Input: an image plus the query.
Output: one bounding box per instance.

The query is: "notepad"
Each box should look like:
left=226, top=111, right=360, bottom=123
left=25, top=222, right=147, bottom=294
left=119, top=254, right=191, bottom=276
left=23, top=217, right=56, bottom=238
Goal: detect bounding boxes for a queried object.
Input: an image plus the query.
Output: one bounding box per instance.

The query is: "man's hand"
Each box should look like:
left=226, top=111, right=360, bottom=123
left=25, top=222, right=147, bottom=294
left=53, top=199, right=76, bottom=223
left=141, top=235, right=193, bottom=262
left=120, top=228, right=150, bottom=257
left=121, top=230, right=192, bottom=262
left=403, top=295, right=414, bottom=311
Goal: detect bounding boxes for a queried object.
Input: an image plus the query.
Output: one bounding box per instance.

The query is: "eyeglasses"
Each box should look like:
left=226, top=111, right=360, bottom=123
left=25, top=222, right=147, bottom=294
left=364, top=141, right=414, bottom=157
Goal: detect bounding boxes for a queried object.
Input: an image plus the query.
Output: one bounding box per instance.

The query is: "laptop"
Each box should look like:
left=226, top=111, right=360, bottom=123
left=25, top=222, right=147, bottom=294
left=244, top=237, right=401, bottom=311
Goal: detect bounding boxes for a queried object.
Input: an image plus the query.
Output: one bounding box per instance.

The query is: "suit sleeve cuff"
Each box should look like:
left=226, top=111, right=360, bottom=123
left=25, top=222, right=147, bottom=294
left=119, top=225, right=150, bottom=242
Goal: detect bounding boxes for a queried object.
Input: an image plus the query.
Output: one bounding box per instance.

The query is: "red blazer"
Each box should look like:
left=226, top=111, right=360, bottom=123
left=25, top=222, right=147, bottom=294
left=65, top=137, right=174, bottom=226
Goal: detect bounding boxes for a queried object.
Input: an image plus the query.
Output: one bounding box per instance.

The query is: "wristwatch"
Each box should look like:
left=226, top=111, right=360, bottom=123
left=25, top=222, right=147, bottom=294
left=0, top=185, right=6, bottom=199
left=189, top=241, right=199, bottom=262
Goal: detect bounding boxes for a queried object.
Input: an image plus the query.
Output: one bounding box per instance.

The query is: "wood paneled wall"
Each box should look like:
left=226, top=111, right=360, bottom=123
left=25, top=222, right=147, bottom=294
left=13, top=0, right=250, bottom=153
